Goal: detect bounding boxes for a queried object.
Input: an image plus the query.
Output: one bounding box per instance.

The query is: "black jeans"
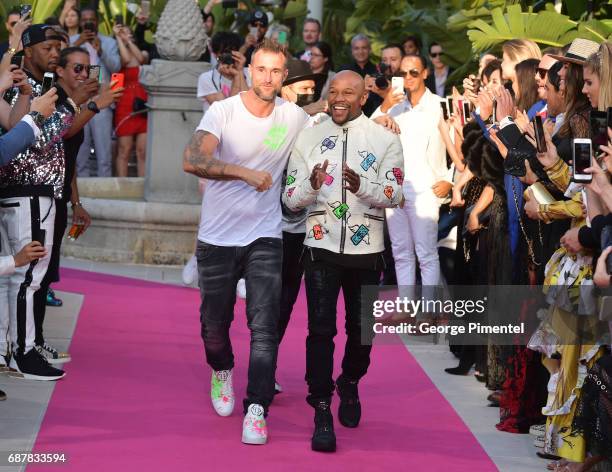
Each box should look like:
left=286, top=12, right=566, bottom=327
left=303, top=257, right=379, bottom=406
left=279, top=231, right=305, bottom=343
left=196, top=237, right=282, bottom=415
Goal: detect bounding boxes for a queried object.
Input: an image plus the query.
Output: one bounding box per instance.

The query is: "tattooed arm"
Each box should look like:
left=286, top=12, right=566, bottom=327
left=183, top=130, right=273, bottom=190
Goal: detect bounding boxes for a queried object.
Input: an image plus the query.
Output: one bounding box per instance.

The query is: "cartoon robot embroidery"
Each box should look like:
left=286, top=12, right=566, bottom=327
left=384, top=185, right=393, bottom=199
left=349, top=224, right=370, bottom=246
left=308, top=224, right=329, bottom=241
left=385, top=167, right=404, bottom=185
left=328, top=201, right=350, bottom=219
left=358, top=151, right=378, bottom=172
left=320, top=135, right=339, bottom=154
left=324, top=162, right=338, bottom=186
left=285, top=169, right=298, bottom=186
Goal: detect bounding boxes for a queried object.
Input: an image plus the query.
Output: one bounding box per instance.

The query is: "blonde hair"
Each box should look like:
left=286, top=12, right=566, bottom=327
left=265, top=23, right=290, bottom=41
left=584, top=41, right=612, bottom=111
left=502, top=39, right=542, bottom=62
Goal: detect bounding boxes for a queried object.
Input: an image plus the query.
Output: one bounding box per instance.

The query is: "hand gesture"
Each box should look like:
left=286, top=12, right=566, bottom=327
left=432, top=180, right=452, bottom=198
left=72, top=205, right=91, bottom=232
left=462, top=75, right=478, bottom=106
left=372, top=115, right=400, bottom=134
left=495, top=87, right=515, bottom=120
left=93, top=82, right=124, bottom=109
left=343, top=163, right=360, bottom=193
left=12, top=15, right=32, bottom=42
left=30, top=87, right=58, bottom=118
left=13, top=241, right=47, bottom=268
left=477, top=89, right=494, bottom=121
left=381, top=89, right=404, bottom=113
left=450, top=185, right=465, bottom=208
left=244, top=169, right=272, bottom=192
left=75, top=30, right=97, bottom=46
left=524, top=189, right=540, bottom=220
left=310, top=159, right=329, bottom=190
left=535, top=121, right=560, bottom=169
left=72, top=78, right=100, bottom=106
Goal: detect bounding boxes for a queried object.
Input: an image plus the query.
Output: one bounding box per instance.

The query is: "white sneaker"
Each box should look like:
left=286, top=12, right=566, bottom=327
left=242, top=403, right=267, bottom=445
left=182, top=255, right=198, bottom=286
left=236, top=279, right=246, bottom=299
left=35, top=343, right=71, bottom=365
left=211, top=369, right=234, bottom=416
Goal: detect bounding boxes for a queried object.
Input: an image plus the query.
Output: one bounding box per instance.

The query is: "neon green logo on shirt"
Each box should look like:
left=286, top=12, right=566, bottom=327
left=263, top=125, right=288, bottom=151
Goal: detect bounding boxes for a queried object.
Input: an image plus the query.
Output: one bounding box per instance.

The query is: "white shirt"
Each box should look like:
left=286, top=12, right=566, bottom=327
left=197, top=68, right=251, bottom=114
left=196, top=94, right=309, bottom=246
left=371, top=89, right=447, bottom=195
left=434, top=68, right=449, bottom=97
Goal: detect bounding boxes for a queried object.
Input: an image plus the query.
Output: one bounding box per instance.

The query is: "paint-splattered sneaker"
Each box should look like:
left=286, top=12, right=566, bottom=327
left=211, top=369, right=234, bottom=416
left=242, top=403, right=267, bottom=445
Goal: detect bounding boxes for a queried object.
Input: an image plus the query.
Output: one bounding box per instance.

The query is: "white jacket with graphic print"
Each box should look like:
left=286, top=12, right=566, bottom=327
left=282, top=113, right=404, bottom=255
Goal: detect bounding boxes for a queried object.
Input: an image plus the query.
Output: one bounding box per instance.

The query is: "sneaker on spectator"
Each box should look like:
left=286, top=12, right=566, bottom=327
left=529, top=424, right=546, bottom=436
left=242, top=403, right=267, bottom=445
left=9, top=349, right=65, bottom=381
left=236, top=279, right=246, bottom=299
left=182, top=255, right=198, bottom=286
left=211, top=369, right=234, bottom=416
left=35, top=343, right=71, bottom=365
left=46, top=287, right=63, bottom=307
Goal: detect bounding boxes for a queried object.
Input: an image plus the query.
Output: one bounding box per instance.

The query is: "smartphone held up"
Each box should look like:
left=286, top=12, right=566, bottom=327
left=572, top=138, right=593, bottom=183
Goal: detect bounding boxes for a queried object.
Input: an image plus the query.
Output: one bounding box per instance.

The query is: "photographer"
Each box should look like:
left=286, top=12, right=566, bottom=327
left=366, top=43, right=404, bottom=101
left=241, top=10, right=268, bottom=66
left=70, top=7, right=120, bottom=178
left=197, top=32, right=249, bottom=114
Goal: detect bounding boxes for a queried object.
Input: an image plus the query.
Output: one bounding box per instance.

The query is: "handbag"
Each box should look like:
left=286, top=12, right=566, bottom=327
left=461, top=204, right=491, bottom=238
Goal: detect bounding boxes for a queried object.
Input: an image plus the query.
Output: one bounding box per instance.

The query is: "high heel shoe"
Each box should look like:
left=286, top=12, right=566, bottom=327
left=444, top=364, right=472, bottom=375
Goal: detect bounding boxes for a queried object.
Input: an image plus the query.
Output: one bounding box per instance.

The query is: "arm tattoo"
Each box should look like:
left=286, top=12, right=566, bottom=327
left=186, top=130, right=228, bottom=179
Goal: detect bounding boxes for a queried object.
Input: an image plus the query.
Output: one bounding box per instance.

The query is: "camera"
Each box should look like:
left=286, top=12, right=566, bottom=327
left=374, top=63, right=391, bottom=90
left=219, top=52, right=234, bottom=65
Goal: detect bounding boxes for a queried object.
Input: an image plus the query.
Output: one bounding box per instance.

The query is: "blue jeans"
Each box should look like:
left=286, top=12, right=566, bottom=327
left=196, top=237, right=282, bottom=415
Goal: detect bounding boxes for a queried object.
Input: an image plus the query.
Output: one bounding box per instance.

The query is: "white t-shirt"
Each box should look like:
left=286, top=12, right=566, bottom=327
left=196, top=94, right=310, bottom=246
left=197, top=68, right=251, bottom=114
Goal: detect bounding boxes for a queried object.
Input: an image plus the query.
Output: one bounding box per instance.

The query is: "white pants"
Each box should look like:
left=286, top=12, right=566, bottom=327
left=0, top=196, right=55, bottom=355
left=386, top=189, right=441, bottom=290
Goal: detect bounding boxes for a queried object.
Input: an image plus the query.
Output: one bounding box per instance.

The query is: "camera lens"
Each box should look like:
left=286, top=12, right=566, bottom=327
left=375, top=76, right=389, bottom=90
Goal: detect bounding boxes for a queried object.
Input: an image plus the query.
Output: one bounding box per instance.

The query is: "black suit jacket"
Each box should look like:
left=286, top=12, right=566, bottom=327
left=426, top=67, right=454, bottom=97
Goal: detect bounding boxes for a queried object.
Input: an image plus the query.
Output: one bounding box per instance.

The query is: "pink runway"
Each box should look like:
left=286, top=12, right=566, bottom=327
left=32, top=269, right=496, bottom=471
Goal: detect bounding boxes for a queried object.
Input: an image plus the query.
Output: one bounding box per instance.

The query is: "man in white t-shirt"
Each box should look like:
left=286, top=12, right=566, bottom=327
left=196, top=32, right=250, bottom=114
left=183, top=39, right=309, bottom=446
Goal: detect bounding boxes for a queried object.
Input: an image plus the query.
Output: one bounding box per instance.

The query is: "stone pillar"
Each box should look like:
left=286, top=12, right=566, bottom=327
left=140, top=59, right=211, bottom=204
left=307, top=0, right=323, bottom=22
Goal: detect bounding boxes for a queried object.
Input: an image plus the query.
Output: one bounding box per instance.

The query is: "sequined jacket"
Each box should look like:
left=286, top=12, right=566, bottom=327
left=0, top=77, right=75, bottom=200
left=282, top=113, right=404, bottom=255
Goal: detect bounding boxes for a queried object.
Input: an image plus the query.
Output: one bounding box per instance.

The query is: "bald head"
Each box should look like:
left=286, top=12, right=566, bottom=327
left=328, top=70, right=368, bottom=125
left=331, top=70, right=365, bottom=95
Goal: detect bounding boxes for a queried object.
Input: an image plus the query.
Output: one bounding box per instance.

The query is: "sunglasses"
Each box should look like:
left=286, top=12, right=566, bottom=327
left=397, top=69, right=422, bottom=78
left=430, top=52, right=444, bottom=58
left=250, top=22, right=265, bottom=28
left=70, top=63, right=91, bottom=74
left=537, top=68, right=549, bottom=79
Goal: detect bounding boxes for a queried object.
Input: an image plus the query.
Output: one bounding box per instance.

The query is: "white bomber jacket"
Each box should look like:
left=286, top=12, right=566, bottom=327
left=282, top=113, right=404, bottom=255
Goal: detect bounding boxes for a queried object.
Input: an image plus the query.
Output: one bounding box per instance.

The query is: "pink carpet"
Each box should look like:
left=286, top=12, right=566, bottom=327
left=31, top=268, right=496, bottom=471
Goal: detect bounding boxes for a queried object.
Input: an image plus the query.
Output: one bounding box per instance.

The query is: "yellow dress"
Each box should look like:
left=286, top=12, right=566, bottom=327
left=537, top=159, right=607, bottom=462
